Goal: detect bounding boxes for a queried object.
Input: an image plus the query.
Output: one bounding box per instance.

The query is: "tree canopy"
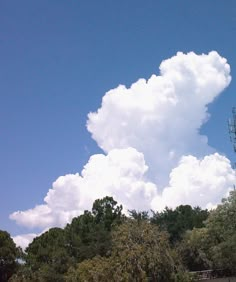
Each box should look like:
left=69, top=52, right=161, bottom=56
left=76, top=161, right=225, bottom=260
left=67, top=220, right=179, bottom=281
left=151, top=205, right=209, bottom=243
left=23, top=227, right=72, bottom=282
left=6, top=192, right=236, bottom=281
left=177, top=190, right=236, bottom=274
left=0, top=230, right=20, bottom=281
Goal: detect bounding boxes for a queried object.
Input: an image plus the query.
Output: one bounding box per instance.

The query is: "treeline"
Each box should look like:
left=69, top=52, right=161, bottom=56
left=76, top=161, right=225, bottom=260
left=1, top=191, right=236, bottom=281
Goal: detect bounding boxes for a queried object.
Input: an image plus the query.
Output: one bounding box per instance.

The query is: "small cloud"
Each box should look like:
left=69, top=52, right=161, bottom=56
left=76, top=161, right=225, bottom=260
left=12, top=233, right=38, bottom=250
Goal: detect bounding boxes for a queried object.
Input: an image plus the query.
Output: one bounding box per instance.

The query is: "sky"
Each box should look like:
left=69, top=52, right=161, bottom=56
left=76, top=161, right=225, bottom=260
left=0, top=1, right=236, bottom=249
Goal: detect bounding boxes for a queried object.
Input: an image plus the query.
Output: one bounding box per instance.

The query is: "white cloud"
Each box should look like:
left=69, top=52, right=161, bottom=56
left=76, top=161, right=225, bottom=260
left=87, top=51, right=231, bottom=184
left=151, top=153, right=235, bottom=211
left=11, top=150, right=235, bottom=237
left=10, top=148, right=157, bottom=230
left=10, top=51, right=235, bottom=249
left=12, top=233, right=37, bottom=251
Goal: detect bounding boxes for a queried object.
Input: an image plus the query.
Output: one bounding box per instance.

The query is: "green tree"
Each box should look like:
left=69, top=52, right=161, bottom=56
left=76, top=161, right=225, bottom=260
left=65, top=210, right=111, bottom=262
left=110, top=220, right=176, bottom=281
left=177, top=191, right=236, bottom=273
left=65, top=196, right=124, bottom=262
left=92, top=196, right=124, bottom=230
left=151, top=205, right=209, bottom=243
left=176, top=228, right=212, bottom=271
left=24, top=227, right=72, bottom=282
left=0, top=230, right=19, bottom=281
left=67, top=220, right=181, bottom=281
left=66, top=256, right=112, bottom=282
left=204, top=190, right=236, bottom=272
left=128, top=210, right=149, bottom=222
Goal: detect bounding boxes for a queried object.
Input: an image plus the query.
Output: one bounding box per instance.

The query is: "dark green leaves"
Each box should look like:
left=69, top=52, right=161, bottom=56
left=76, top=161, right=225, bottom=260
left=0, top=230, right=19, bottom=281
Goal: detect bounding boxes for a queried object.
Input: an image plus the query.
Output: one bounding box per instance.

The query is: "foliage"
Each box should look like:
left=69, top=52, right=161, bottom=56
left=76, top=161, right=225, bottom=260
left=111, top=220, right=177, bottom=281
left=0, top=230, right=20, bottom=281
left=65, top=196, right=124, bottom=262
left=128, top=210, right=149, bottom=222
left=176, top=228, right=212, bottom=271
left=67, top=220, right=180, bottom=281
left=178, top=190, right=236, bottom=273
left=204, top=190, right=236, bottom=272
left=66, top=256, right=112, bottom=282
left=10, top=193, right=236, bottom=280
left=24, top=227, right=72, bottom=281
left=151, top=205, right=209, bottom=243
left=92, top=196, right=124, bottom=230
left=65, top=210, right=111, bottom=262
left=9, top=266, right=36, bottom=282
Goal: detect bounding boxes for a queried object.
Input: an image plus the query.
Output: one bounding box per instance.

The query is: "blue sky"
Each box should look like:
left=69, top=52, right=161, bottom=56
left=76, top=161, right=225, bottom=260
left=0, top=1, right=235, bottom=241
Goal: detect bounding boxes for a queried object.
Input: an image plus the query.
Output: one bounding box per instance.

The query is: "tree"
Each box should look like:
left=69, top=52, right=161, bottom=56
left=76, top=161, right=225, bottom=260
left=24, top=227, right=72, bottom=282
left=92, top=196, right=124, bottom=230
left=65, top=196, right=124, bottom=262
left=65, top=210, right=111, bottom=262
left=204, top=190, right=236, bottom=272
left=178, top=191, right=236, bottom=274
left=176, top=228, right=212, bottom=271
left=0, top=230, right=19, bottom=281
left=128, top=210, right=149, bottom=222
left=110, top=220, right=177, bottom=281
left=151, top=205, right=209, bottom=243
left=66, top=256, right=112, bottom=282
left=67, top=220, right=181, bottom=281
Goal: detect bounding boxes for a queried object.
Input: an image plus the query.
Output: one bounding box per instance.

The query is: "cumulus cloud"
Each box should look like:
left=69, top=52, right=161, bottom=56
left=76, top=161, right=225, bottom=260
left=87, top=51, right=231, bottom=184
left=10, top=51, right=235, bottom=249
left=151, top=153, right=235, bottom=211
left=11, top=150, right=235, bottom=239
left=10, top=148, right=157, bottom=230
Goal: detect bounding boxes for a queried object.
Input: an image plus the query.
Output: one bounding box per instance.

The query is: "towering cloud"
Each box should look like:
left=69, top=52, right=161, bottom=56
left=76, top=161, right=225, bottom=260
left=87, top=51, right=231, bottom=184
left=10, top=51, right=235, bottom=249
